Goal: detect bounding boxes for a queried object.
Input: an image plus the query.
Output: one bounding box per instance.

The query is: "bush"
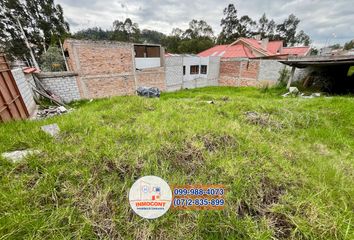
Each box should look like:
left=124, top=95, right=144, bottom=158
left=40, top=46, right=65, bottom=72
left=277, top=67, right=290, bottom=87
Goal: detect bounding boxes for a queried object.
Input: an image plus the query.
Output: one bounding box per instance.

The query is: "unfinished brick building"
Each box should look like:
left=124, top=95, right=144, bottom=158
left=63, top=39, right=165, bottom=99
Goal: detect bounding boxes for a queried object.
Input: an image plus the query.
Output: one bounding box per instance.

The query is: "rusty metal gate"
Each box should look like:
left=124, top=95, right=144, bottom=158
left=0, top=55, right=29, bottom=122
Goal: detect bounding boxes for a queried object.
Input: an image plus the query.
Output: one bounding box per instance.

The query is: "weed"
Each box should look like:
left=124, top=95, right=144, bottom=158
left=0, top=87, right=353, bottom=239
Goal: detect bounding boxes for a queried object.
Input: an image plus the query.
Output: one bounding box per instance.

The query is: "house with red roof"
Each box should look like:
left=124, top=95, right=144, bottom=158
left=198, top=37, right=310, bottom=59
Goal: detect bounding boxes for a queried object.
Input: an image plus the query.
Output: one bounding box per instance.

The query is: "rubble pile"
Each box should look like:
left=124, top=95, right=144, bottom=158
left=282, top=87, right=322, bottom=99
left=36, top=106, right=69, bottom=119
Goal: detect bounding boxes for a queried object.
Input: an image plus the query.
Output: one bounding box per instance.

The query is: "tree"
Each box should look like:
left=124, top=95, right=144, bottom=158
left=161, top=28, right=183, bottom=53
left=237, top=15, right=256, bottom=38
left=73, top=27, right=112, bottom=40
left=295, top=30, right=311, bottom=46
left=344, top=40, right=354, bottom=50
left=183, top=19, right=214, bottom=39
left=140, top=29, right=165, bottom=44
left=257, top=13, right=276, bottom=39
left=112, top=18, right=140, bottom=42
left=40, top=45, right=65, bottom=71
left=162, top=21, right=214, bottom=54
left=275, top=14, right=300, bottom=46
left=310, top=47, right=318, bottom=56
left=218, top=4, right=240, bottom=44
left=0, top=0, right=29, bottom=60
left=0, top=0, right=69, bottom=61
left=328, top=43, right=342, bottom=50
left=275, top=14, right=311, bottom=46
left=218, top=4, right=256, bottom=44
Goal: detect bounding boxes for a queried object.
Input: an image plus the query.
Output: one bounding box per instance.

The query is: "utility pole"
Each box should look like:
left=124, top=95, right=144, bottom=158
left=16, top=17, right=40, bottom=70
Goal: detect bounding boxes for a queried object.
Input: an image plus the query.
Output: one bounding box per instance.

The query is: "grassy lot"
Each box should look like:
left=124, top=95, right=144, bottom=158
left=0, top=87, right=353, bottom=239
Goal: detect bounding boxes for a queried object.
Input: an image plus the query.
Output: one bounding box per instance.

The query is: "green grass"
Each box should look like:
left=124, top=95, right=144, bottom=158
left=0, top=86, right=353, bottom=239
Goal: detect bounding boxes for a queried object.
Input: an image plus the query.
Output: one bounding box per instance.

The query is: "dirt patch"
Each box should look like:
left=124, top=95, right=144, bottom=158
left=26, top=175, right=41, bottom=189
left=244, top=111, right=283, bottom=129
left=313, top=143, right=330, bottom=156
left=267, top=212, right=295, bottom=239
left=101, top=157, right=143, bottom=180
left=195, top=133, right=237, bottom=152
left=160, top=142, right=204, bottom=175
left=160, top=134, right=236, bottom=174
left=84, top=190, right=119, bottom=239
left=236, top=177, right=292, bottom=238
left=237, top=200, right=261, bottom=218
left=221, top=96, right=230, bottom=101
left=260, top=177, right=286, bottom=206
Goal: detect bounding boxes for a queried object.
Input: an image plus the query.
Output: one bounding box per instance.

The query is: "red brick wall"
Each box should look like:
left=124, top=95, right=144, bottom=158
left=83, top=76, right=136, bottom=98
left=240, top=61, right=259, bottom=80
left=64, top=39, right=165, bottom=99
left=219, top=59, right=260, bottom=87
left=136, top=67, right=166, bottom=91
left=219, top=60, right=241, bottom=86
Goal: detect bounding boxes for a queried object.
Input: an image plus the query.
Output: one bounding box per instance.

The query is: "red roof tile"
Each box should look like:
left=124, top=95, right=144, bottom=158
left=282, top=47, right=310, bottom=56
left=23, top=67, right=39, bottom=74
left=197, top=38, right=310, bottom=59
left=267, top=41, right=283, bottom=54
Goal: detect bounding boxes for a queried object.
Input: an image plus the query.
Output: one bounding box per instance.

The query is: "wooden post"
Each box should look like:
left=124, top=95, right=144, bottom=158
left=16, top=17, right=40, bottom=70
left=287, top=66, right=296, bottom=89
left=59, top=39, right=69, bottom=71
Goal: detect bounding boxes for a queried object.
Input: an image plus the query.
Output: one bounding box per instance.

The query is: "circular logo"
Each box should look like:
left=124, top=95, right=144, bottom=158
left=129, top=176, right=172, bottom=219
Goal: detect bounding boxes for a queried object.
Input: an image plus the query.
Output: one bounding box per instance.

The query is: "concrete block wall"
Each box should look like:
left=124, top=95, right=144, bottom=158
left=258, top=60, right=285, bottom=82
left=11, top=68, right=36, bottom=115
left=164, top=56, right=220, bottom=91
left=165, top=56, right=184, bottom=91
left=36, top=72, right=81, bottom=103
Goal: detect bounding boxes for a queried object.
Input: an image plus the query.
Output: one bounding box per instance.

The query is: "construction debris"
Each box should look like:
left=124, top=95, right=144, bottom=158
left=282, top=87, right=322, bottom=98
left=36, top=106, right=69, bottom=119
left=41, top=123, right=60, bottom=137
left=137, top=87, right=160, bottom=98
left=282, top=87, right=299, bottom=97
left=2, top=149, right=40, bottom=163
left=299, top=93, right=322, bottom=99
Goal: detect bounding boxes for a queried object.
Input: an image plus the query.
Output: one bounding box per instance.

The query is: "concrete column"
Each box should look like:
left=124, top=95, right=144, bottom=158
left=287, top=66, right=296, bottom=89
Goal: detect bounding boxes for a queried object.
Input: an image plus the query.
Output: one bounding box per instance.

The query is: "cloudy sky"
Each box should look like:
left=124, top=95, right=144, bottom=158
left=57, top=0, right=354, bottom=47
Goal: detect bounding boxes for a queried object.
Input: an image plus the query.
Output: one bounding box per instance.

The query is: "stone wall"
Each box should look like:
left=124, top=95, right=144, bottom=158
left=11, top=68, right=36, bottom=115
left=36, top=72, right=81, bottom=103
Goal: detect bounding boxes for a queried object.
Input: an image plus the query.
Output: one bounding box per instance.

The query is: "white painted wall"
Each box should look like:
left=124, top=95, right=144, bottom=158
left=165, top=56, right=220, bottom=91
left=182, top=57, right=208, bottom=80
left=135, top=58, right=160, bottom=69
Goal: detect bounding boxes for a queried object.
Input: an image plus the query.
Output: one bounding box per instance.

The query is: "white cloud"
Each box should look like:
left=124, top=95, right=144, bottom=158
left=56, top=0, right=354, bottom=47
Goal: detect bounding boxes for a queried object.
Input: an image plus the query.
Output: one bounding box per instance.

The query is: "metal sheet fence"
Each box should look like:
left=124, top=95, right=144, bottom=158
left=0, top=55, right=29, bottom=122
